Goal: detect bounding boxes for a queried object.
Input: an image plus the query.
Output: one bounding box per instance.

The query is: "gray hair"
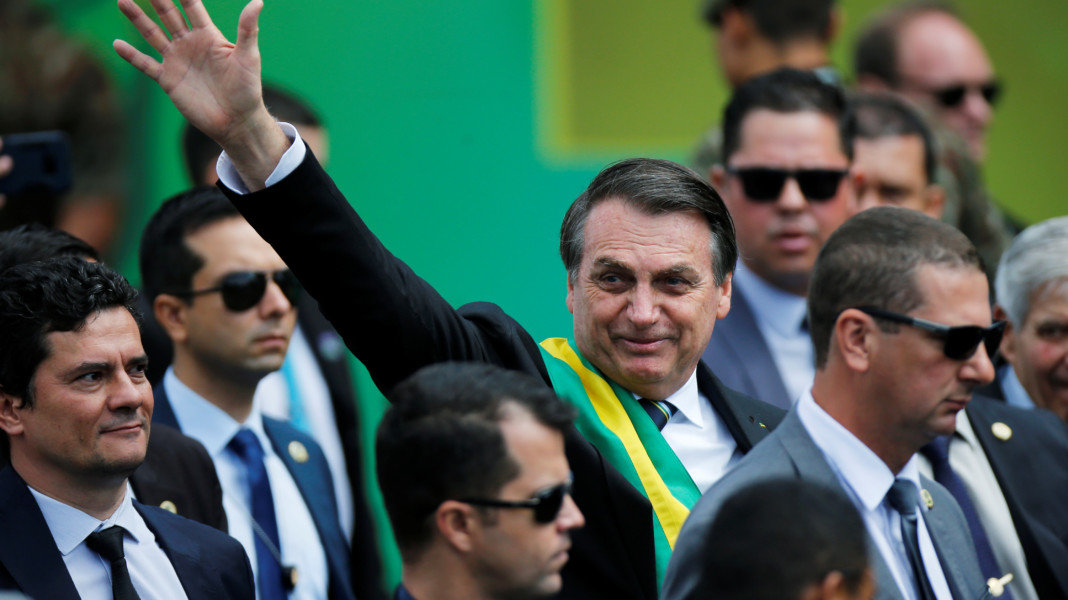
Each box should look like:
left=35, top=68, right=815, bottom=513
left=995, top=216, right=1068, bottom=325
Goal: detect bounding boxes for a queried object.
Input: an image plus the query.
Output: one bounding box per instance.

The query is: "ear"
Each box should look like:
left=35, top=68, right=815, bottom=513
left=836, top=309, right=874, bottom=373
left=847, top=169, right=864, bottom=216
left=717, top=7, right=753, bottom=47
left=154, top=294, right=190, bottom=345
left=922, top=183, right=946, bottom=220
left=565, top=275, right=576, bottom=315
left=710, top=164, right=726, bottom=192
left=823, top=7, right=843, bottom=44
left=993, top=304, right=1016, bottom=365
left=435, top=500, right=480, bottom=554
left=0, top=391, right=26, bottom=437
left=716, top=271, right=733, bottom=319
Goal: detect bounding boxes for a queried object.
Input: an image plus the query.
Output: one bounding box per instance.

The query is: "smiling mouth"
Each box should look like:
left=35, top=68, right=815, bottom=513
left=102, top=421, right=143, bottom=435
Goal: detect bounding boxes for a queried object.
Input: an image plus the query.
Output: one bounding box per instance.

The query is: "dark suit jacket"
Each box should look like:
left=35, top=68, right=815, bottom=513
left=662, top=410, right=985, bottom=600
left=966, top=396, right=1068, bottom=597
left=222, top=152, right=786, bottom=600
left=700, top=281, right=793, bottom=410
left=2, top=422, right=225, bottom=531
left=153, top=385, right=356, bottom=600
left=0, top=466, right=253, bottom=599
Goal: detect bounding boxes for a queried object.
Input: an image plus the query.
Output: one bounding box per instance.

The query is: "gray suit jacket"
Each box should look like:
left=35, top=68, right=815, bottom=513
left=662, top=410, right=986, bottom=600
left=701, top=281, right=793, bottom=411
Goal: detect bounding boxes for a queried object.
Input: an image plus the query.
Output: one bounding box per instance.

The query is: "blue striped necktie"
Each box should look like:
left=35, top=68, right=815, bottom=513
left=638, top=398, right=677, bottom=431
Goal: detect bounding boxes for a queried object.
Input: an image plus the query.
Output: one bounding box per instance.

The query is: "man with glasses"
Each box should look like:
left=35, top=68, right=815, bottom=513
left=666, top=207, right=996, bottom=599
left=377, top=362, right=584, bottom=600
left=139, top=187, right=355, bottom=600
left=700, top=68, right=857, bottom=410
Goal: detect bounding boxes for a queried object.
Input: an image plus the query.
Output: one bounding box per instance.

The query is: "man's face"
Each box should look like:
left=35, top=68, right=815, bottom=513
left=896, top=12, right=997, bottom=160
left=2, top=307, right=151, bottom=486
left=471, top=406, right=584, bottom=598
left=718, top=109, right=855, bottom=296
left=868, top=265, right=995, bottom=446
left=854, top=134, right=943, bottom=219
left=177, top=217, right=297, bottom=380
left=566, top=198, right=731, bottom=401
left=1000, top=284, right=1068, bottom=420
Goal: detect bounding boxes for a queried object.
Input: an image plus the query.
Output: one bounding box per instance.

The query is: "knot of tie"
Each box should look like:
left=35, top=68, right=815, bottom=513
left=86, top=526, right=140, bottom=600
left=228, top=428, right=265, bottom=464
left=886, top=477, right=919, bottom=518
left=637, top=398, right=677, bottom=431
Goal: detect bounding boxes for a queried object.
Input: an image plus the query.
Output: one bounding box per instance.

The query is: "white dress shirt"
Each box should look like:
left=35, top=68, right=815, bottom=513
left=915, top=410, right=1038, bottom=600
left=733, top=264, right=814, bottom=404
left=797, top=391, right=954, bottom=600
left=29, top=483, right=188, bottom=600
left=163, top=368, right=329, bottom=600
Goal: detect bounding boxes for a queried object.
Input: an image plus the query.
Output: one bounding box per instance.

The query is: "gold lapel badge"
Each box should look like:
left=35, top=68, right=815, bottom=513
left=991, top=422, right=1012, bottom=441
left=288, top=440, right=310, bottom=463
left=160, top=500, right=178, bottom=514
left=920, top=489, right=934, bottom=509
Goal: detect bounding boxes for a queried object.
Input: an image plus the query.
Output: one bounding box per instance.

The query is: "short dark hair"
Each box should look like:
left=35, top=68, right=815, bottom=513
left=181, top=84, right=324, bottom=185
left=853, top=1, right=958, bottom=88
left=139, top=186, right=241, bottom=302
left=846, top=92, right=937, bottom=183
left=0, top=223, right=99, bottom=273
left=808, top=206, right=982, bottom=367
left=703, top=0, right=836, bottom=47
left=721, top=67, right=853, bottom=164
left=698, top=479, right=868, bottom=600
left=0, top=257, right=140, bottom=407
left=560, top=158, right=737, bottom=286
left=376, top=362, right=576, bottom=560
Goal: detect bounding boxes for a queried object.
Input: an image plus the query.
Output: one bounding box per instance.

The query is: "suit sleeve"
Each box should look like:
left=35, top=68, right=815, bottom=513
left=222, top=152, right=548, bottom=395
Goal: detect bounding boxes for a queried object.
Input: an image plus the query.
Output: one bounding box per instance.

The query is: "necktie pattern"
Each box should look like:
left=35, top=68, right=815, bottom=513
left=85, top=525, right=140, bottom=600
left=229, top=428, right=286, bottom=600
left=638, top=397, right=677, bottom=431
left=886, top=478, right=937, bottom=600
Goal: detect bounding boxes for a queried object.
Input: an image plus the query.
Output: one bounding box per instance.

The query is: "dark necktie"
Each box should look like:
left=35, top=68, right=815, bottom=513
left=638, top=398, right=677, bottom=431
left=921, top=436, right=1012, bottom=599
left=85, top=525, right=141, bottom=600
left=229, top=428, right=285, bottom=600
left=886, top=478, right=937, bottom=600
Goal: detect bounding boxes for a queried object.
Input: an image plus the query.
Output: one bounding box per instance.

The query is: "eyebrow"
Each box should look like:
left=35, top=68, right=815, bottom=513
left=59, top=354, right=149, bottom=379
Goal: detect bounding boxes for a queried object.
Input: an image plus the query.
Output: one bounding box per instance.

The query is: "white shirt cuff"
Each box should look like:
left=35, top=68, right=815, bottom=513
left=216, top=121, right=307, bottom=194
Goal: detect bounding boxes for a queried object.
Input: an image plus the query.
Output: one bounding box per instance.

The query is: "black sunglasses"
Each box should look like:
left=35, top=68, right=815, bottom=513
left=726, top=167, right=849, bottom=203
left=855, top=306, right=1005, bottom=361
left=172, top=269, right=302, bottom=312
left=458, top=475, right=574, bottom=524
left=930, top=80, right=1001, bottom=109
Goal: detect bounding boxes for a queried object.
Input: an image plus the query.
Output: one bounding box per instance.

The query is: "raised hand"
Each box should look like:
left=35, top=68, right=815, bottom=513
left=114, top=0, right=288, bottom=189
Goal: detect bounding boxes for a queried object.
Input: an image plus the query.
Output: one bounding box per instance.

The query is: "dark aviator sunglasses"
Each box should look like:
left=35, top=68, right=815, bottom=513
left=727, top=167, right=849, bottom=203
left=930, top=80, right=1001, bottom=109
left=855, top=306, right=1005, bottom=361
left=172, top=269, right=302, bottom=312
left=458, top=475, right=574, bottom=524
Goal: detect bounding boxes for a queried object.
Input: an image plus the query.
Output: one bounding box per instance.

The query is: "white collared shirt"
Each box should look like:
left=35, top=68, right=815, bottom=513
left=643, top=370, right=741, bottom=493
left=797, top=391, right=954, bottom=600
left=915, top=410, right=1038, bottom=600
left=163, top=368, right=329, bottom=600
left=733, top=264, right=814, bottom=404
left=28, top=483, right=188, bottom=600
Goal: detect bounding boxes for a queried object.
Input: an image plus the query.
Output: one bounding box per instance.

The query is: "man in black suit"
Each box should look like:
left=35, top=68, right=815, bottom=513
left=0, top=257, right=252, bottom=598
left=114, top=1, right=784, bottom=598
left=0, top=223, right=226, bottom=530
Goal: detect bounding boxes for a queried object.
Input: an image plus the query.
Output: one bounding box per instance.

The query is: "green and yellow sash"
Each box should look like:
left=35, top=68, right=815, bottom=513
left=539, top=338, right=701, bottom=587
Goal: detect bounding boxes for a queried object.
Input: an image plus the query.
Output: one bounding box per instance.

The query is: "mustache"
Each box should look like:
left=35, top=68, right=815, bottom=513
left=99, top=413, right=147, bottom=433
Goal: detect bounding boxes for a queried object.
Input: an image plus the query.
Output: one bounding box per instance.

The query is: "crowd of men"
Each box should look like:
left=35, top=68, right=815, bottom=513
left=0, top=0, right=1066, bottom=599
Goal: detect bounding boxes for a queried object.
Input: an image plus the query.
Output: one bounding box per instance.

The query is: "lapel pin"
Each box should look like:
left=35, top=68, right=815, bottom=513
left=987, top=573, right=1014, bottom=597
left=991, top=422, right=1012, bottom=441
left=921, top=489, right=934, bottom=509
left=288, top=440, right=309, bottom=463
left=160, top=500, right=178, bottom=514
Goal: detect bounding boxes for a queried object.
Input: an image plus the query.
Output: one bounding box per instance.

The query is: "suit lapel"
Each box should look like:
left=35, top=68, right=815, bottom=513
left=697, top=363, right=783, bottom=453
left=714, top=285, right=792, bottom=410
left=137, top=503, right=218, bottom=599
left=0, top=468, right=80, bottom=599
left=920, top=476, right=984, bottom=599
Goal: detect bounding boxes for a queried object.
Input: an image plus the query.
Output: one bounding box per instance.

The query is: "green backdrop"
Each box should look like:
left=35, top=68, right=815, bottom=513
left=43, top=0, right=1068, bottom=590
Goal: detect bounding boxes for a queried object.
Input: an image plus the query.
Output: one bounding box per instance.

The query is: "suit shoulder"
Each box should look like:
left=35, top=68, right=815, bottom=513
left=139, top=504, right=244, bottom=555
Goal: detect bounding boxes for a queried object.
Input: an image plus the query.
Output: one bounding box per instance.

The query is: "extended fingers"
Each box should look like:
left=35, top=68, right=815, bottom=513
left=117, top=0, right=172, bottom=54
left=179, top=0, right=213, bottom=29
left=235, top=0, right=263, bottom=55
left=148, top=0, right=191, bottom=39
left=113, top=39, right=163, bottom=81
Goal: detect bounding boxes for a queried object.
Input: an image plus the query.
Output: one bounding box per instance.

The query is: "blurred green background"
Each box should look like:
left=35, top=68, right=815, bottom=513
left=39, top=0, right=1068, bottom=590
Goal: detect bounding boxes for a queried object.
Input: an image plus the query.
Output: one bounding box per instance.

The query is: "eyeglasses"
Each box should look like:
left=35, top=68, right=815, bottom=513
left=172, top=269, right=302, bottom=312
left=458, top=475, right=574, bottom=524
left=854, top=306, right=1005, bottom=361
left=726, top=167, right=849, bottom=203
left=914, top=80, right=1001, bottom=109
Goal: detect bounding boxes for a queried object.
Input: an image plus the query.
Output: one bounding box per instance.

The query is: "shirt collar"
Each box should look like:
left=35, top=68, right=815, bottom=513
left=28, top=482, right=147, bottom=556
left=734, top=262, right=808, bottom=337
left=954, top=407, right=979, bottom=449
left=163, top=367, right=270, bottom=457
left=630, top=369, right=701, bottom=428
left=999, top=363, right=1036, bottom=410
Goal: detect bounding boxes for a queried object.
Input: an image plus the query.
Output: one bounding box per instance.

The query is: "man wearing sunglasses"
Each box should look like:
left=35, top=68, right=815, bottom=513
left=700, top=68, right=858, bottom=411
left=139, top=188, right=355, bottom=600
left=377, top=363, right=584, bottom=600
left=667, top=207, right=995, bottom=599
left=115, top=2, right=785, bottom=598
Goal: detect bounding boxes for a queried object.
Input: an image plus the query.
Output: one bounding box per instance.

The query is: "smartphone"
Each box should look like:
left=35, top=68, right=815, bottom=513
left=0, top=131, right=73, bottom=197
